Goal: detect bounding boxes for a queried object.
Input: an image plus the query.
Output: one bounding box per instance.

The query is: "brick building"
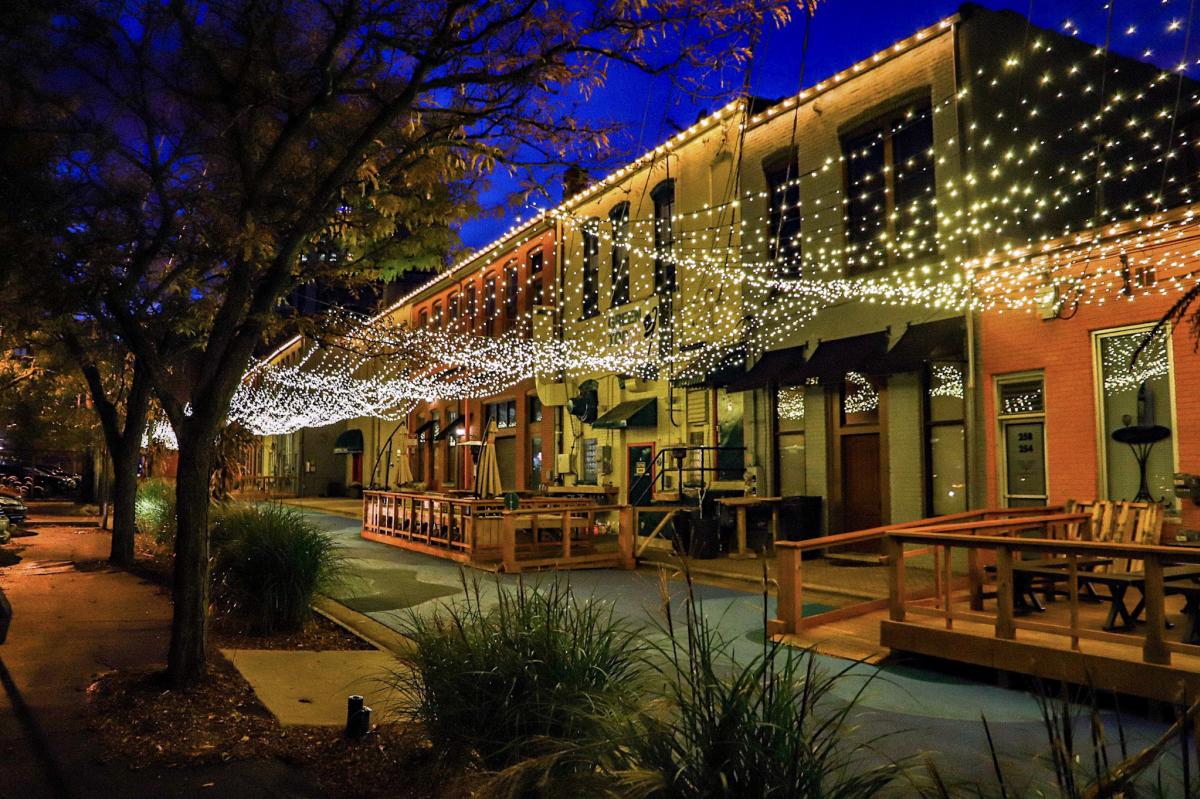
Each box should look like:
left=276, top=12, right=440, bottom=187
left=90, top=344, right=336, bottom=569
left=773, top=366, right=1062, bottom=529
left=978, top=211, right=1200, bottom=529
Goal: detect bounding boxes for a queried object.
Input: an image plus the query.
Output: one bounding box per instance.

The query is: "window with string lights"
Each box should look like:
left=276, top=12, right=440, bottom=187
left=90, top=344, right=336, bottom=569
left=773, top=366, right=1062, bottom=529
left=842, top=100, right=937, bottom=277
left=504, top=260, right=519, bottom=332
left=484, top=275, right=498, bottom=336
left=581, top=218, right=600, bottom=320
left=652, top=180, right=676, bottom=293
left=763, top=155, right=801, bottom=278
left=610, top=202, right=631, bottom=307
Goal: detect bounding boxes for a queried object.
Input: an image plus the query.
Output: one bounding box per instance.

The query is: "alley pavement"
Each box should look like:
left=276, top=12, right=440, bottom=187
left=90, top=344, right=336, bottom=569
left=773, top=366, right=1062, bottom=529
left=0, top=517, right=323, bottom=799
left=297, top=505, right=1184, bottom=793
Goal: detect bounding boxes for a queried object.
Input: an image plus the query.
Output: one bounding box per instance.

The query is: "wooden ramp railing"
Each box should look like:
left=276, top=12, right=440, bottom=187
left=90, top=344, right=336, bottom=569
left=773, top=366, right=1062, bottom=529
left=769, top=506, right=1076, bottom=636
left=882, top=530, right=1200, bottom=667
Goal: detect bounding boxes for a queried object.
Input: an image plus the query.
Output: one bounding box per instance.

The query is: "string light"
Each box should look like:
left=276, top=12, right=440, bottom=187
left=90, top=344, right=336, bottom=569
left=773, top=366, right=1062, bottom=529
left=232, top=3, right=1200, bottom=436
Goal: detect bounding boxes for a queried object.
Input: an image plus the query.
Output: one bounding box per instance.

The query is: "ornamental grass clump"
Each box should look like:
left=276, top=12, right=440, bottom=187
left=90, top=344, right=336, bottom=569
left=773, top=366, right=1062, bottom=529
left=212, top=503, right=342, bottom=634
left=391, top=574, right=649, bottom=775
left=601, top=572, right=904, bottom=799
left=134, top=478, right=176, bottom=546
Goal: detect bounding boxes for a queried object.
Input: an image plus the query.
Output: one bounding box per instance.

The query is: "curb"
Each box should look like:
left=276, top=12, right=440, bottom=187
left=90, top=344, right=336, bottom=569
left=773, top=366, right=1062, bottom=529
left=312, top=595, right=414, bottom=657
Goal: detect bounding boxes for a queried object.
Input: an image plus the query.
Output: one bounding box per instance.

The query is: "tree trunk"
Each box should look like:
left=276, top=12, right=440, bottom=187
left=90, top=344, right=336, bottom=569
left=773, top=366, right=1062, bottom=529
left=167, top=436, right=213, bottom=687
left=108, top=440, right=140, bottom=567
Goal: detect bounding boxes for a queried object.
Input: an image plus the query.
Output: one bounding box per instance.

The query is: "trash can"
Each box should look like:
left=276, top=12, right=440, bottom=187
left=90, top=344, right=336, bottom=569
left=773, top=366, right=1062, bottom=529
left=778, top=496, right=823, bottom=549
left=686, top=510, right=722, bottom=559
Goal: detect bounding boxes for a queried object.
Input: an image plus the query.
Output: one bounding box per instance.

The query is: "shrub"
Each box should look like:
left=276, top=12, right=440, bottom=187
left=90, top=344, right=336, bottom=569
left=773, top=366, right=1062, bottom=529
left=391, top=575, right=649, bottom=774
left=134, top=478, right=176, bottom=546
left=212, top=503, right=342, bottom=633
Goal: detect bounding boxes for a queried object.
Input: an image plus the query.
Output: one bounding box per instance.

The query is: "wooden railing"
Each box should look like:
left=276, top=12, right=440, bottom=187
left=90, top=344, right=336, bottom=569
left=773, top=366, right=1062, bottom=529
left=362, top=490, right=633, bottom=571
left=499, top=504, right=635, bottom=573
left=769, top=506, right=1075, bottom=636
left=882, top=530, right=1200, bottom=667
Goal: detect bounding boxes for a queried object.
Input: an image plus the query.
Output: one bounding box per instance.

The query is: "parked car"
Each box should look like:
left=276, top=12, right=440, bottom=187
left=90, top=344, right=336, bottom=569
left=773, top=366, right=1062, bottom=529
left=0, top=491, right=27, bottom=526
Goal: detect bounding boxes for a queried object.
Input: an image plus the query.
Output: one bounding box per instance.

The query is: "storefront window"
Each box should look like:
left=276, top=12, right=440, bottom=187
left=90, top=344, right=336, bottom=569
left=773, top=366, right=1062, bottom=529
left=841, top=372, right=880, bottom=426
left=926, top=362, right=965, bottom=515
left=996, top=374, right=1046, bottom=507
left=775, top=385, right=806, bottom=496
left=716, top=389, right=744, bottom=480
left=1096, top=325, right=1175, bottom=501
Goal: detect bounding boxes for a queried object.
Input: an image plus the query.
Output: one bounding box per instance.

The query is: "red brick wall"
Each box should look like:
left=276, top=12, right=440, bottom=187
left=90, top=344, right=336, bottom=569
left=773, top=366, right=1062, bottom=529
left=981, top=290, right=1200, bottom=526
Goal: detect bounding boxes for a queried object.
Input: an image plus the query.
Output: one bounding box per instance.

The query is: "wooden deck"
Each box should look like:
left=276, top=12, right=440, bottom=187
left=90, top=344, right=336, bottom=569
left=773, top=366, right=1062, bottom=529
left=879, top=592, right=1200, bottom=703
left=779, top=599, right=1200, bottom=702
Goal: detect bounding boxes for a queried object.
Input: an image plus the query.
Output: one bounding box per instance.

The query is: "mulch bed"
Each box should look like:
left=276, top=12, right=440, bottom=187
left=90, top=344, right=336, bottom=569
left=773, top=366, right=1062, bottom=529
left=88, top=655, right=476, bottom=798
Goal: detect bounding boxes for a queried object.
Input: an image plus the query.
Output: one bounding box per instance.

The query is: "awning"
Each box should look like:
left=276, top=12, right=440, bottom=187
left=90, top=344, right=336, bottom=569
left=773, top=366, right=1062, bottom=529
left=801, top=332, right=890, bottom=383
left=434, top=415, right=466, bottom=441
left=332, top=428, right=364, bottom=454
left=673, top=343, right=747, bottom=388
left=726, top=345, right=807, bottom=392
left=411, top=418, right=437, bottom=441
left=866, top=316, right=966, bottom=374
left=592, top=398, right=657, bottom=429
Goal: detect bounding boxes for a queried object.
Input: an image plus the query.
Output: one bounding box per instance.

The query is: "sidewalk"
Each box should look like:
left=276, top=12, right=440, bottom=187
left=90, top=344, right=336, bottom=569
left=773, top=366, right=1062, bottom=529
left=0, top=516, right=323, bottom=799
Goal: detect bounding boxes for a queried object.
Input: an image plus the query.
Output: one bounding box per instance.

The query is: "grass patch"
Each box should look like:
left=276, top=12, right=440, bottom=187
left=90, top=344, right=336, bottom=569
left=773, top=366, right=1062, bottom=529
left=134, top=478, right=175, bottom=547
left=212, top=503, right=342, bottom=634
left=391, top=574, right=649, bottom=776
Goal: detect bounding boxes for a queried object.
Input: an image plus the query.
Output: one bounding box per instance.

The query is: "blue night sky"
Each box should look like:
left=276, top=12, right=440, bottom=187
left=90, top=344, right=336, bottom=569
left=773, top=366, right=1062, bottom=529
left=457, top=0, right=1194, bottom=250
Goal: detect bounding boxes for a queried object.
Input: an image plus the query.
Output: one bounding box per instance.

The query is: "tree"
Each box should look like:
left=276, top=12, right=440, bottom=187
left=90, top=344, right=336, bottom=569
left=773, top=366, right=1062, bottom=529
left=2, top=0, right=797, bottom=686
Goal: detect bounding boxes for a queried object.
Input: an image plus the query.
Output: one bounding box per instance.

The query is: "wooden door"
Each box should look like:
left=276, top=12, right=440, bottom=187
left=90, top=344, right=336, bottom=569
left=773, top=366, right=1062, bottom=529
left=840, top=433, right=882, bottom=531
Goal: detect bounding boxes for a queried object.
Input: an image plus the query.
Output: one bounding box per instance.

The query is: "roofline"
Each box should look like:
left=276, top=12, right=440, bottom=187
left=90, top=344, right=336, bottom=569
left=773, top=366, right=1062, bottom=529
left=257, top=10, right=965, bottom=368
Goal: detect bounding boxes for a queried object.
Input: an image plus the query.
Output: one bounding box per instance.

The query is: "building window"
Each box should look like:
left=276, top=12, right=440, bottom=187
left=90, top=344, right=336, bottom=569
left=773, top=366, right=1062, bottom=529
left=447, top=293, right=458, bottom=327
left=465, top=284, right=477, bottom=331
left=842, top=101, right=936, bottom=276
left=775, top=385, right=806, bottom=496
left=652, top=180, right=676, bottom=293
left=528, top=249, right=545, bottom=306
left=841, top=372, right=881, bottom=426
left=581, top=219, right=600, bottom=319
left=926, top=362, right=966, bottom=516
left=764, top=156, right=801, bottom=277
left=530, top=436, right=543, bottom=489
left=996, top=373, right=1047, bottom=507
left=485, top=399, right=518, bottom=429
left=609, top=202, right=630, bottom=307
left=528, top=396, right=542, bottom=424
left=418, top=308, right=428, bottom=329
left=1095, top=325, right=1176, bottom=502
left=432, top=300, right=443, bottom=329
left=484, top=276, right=498, bottom=336
left=504, top=260, right=519, bottom=321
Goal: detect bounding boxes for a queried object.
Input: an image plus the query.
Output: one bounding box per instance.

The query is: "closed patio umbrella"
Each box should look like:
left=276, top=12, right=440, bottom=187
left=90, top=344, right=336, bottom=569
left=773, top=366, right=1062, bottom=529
left=394, top=434, right=414, bottom=486
left=473, top=419, right=503, bottom=498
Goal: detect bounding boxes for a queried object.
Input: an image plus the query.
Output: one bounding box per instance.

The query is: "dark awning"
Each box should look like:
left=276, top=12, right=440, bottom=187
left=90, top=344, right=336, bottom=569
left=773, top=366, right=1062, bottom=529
left=673, top=343, right=748, bottom=388
left=725, top=345, right=807, bottom=392
left=333, top=428, right=364, bottom=454
left=411, top=418, right=437, bottom=441
left=592, top=398, right=657, bottom=429
left=800, top=332, right=890, bottom=384
left=434, top=415, right=466, bottom=441
left=867, top=316, right=965, bottom=374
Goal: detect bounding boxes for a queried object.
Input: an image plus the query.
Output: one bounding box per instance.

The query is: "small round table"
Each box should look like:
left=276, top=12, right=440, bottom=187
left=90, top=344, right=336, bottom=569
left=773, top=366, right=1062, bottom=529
left=1110, top=424, right=1171, bottom=502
